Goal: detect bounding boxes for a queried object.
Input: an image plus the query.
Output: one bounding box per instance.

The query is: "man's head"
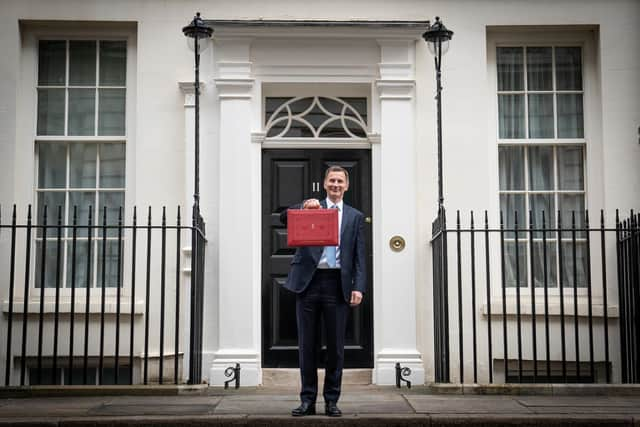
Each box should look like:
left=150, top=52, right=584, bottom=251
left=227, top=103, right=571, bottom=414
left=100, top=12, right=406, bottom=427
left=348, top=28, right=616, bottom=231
left=324, top=166, right=349, bottom=203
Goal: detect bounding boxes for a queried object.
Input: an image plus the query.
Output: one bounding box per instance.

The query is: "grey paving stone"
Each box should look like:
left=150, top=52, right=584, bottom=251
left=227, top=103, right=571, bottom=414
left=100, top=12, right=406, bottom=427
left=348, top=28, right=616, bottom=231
left=528, top=407, right=640, bottom=415
left=222, top=393, right=300, bottom=401
left=430, top=414, right=633, bottom=427
left=88, top=403, right=216, bottom=416
left=213, top=398, right=299, bottom=415
left=406, top=396, right=532, bottom=414
left=0, top=397, right=104, bottom=417
left=0, top=421, right=59, bottom=427
left=516, top=396, right=640, bottom=407
left=103, top=395, right=221, bottom=405
left=334, top=399, right=416, bottom=415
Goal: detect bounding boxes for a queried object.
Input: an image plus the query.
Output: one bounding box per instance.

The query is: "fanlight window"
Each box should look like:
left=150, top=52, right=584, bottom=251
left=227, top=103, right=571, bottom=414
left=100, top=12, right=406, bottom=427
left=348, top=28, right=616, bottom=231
left=265, top=96, right=367, bottom=138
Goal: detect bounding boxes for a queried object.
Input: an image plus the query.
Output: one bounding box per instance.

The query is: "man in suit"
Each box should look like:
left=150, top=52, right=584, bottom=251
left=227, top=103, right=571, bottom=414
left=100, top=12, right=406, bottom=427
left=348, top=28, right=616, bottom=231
left=280, top=165, right=366, bottom=417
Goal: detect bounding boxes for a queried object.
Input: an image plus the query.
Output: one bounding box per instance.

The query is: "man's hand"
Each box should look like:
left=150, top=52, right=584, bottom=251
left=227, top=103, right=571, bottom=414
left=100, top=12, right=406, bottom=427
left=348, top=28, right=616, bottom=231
left=350, top=291, right=363, bottom=307
left=302, top=199, right=321, bottom=209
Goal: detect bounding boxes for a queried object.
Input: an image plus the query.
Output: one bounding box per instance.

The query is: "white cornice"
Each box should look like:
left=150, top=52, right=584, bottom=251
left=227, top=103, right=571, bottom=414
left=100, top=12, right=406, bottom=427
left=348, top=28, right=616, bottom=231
left=375, top=80, right=415, bottom=100
left=252, top=133, right=378, bottom=149
left=208, top=20, right=427, bottom=40
left=214, top=78, right=254, bottom=99
left=178, top=81, right=205, bottom=107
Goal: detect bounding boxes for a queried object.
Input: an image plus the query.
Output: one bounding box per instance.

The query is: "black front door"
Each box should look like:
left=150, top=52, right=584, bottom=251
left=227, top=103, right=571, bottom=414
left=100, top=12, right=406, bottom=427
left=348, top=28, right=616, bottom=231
left=262, top=149, right=372, bottom=368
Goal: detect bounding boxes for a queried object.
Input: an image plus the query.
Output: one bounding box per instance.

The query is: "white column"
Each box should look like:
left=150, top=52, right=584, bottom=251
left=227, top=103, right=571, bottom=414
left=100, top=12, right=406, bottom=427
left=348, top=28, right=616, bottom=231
left=208, top=37, right=261, bottom=386
left=373, top=39, right=424, bottom=385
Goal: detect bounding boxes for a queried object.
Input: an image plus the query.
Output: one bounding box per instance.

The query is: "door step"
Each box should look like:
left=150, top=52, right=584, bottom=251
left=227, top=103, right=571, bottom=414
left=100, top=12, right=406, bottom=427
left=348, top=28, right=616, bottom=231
left=262, top=369, right=372, bottom=387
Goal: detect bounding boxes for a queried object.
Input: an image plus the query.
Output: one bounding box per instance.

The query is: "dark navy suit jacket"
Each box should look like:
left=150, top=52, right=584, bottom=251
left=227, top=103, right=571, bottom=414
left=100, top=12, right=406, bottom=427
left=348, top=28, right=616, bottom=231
left=280, top=199, right=367, bottom=303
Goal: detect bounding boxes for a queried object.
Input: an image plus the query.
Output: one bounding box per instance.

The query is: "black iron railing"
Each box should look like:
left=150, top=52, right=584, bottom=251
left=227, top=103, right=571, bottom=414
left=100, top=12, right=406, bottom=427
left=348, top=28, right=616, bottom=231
left=431, top=208, right=639, bottom=384
left=1, top=205, right=206, bottom=386
left=618, top=212, right=639, bottom=383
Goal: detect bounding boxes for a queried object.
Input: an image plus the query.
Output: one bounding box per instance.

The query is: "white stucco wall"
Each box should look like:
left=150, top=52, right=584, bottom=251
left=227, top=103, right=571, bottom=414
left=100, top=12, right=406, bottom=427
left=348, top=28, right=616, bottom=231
left=0, top=0, right=638, bottom=386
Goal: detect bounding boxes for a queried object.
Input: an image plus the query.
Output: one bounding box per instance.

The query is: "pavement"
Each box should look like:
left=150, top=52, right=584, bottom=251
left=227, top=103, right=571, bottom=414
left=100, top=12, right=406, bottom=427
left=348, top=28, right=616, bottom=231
left=2, top=384, right=640, bottom=426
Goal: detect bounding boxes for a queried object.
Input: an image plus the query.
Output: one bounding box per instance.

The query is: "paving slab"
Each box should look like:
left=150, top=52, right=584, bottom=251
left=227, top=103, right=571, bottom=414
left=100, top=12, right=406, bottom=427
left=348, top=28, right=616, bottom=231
left=103, top=395, right=222, bottom=405
left=430, top=414, right=634, bottom=427
left=406, top=396, right=532, bottom=414
left=213, top=398, right=300, bottom=415
left=88, top=403, right=218, bottom=416
left=516, top=395, right=640, bottom=407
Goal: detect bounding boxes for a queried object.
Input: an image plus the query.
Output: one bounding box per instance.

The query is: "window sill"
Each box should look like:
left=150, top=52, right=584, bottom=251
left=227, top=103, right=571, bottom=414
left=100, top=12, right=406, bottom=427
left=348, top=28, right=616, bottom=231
left=481, top=301, right=619, bottom=318
left=2, top=298, right=145, bottom=315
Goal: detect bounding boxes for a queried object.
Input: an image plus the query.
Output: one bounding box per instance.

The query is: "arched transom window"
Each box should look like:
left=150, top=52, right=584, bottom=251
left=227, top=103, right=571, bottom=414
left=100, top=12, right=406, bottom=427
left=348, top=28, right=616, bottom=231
left=265, top=96, right=367, bottom=139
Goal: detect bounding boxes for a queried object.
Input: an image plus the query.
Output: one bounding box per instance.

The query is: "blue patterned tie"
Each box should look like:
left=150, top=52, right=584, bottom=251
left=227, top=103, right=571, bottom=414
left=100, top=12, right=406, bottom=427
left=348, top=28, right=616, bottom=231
left=325, top=205, right=338, bottom=268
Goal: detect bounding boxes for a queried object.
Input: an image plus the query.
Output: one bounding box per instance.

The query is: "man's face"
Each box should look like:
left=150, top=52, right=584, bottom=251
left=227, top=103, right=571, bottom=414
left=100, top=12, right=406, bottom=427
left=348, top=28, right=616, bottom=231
left=324, top=171, right=349, bottom=202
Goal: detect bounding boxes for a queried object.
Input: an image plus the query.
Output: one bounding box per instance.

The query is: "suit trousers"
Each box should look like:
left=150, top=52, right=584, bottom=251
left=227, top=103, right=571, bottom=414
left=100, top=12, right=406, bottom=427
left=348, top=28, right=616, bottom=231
left=296, top=268, right=349, bottom=404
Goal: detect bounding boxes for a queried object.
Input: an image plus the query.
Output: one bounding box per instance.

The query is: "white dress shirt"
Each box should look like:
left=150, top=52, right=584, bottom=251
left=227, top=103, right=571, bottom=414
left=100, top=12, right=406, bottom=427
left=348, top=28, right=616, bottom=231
left=317, top=198, right=343, bottom=269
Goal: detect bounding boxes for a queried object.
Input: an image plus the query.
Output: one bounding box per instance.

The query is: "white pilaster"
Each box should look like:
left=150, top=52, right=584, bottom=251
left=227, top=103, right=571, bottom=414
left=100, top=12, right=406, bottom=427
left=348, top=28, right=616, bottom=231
left=208, top=37, right=261, bottom=386
left=373, top=39, right=424, bottom=385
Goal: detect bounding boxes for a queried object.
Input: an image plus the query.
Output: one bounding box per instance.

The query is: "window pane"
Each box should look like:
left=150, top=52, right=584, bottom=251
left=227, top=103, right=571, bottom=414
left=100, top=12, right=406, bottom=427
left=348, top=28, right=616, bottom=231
left=38, top=40, right=66, bottom=86
left=68, top=367, right=96, bottom=385
left=528, top=94, right=554, bottom=138
left=69, top=41, right=96, bottom=86
left=528, top=146, right=554, bottom=190
left=35, top=240, right=63, bottom=289
left=497, top=47, right=524, bottom=91
left=69, top=143, right=97, bottom=188
left=526, top=47, right=552, bottom=91
left=37, top=89, right=65, bottom=135
left=559, top=194, right=585, bottom=238
left=499, top=146, right=525, bottom=190
left=264, top=97, right=291, bottom=125
left=98, top=89, right=125, bottom=135
left=319, top=119, right=349, bottom=137
left=556, top=47, right=582, bottom=90
left=99, top=191, right=124, bottom=237
left=66, top=240, right=91, bottom=288
left=557, top=94, right=584, bottom=138
left=530, top=194, right=555, bottom=237
left=500, top=193, right=526, bottom=238
left=29, top=368, right=62, bottom=385
left=504, top=241, right=528, bottom=288
left=341, top=97, right=368, bottom=125
left=557, top=146, right=584, bottom=190
left=102, top=366, right=131, bottom=385
left=97, top=239, right=124, bottom=288
left=560, top=241, right=587, bottom=288
left=37, top=192, right=66, bottom=237
left=100, top=144, right=125, bottom=188
left=38, top=144, right=67, bottom=188
left=532, top=241, right=557, bottom=288
left=69, top=192, right=96, bottom=238
left=99, top=41, right=126, bottom=86
left=68, top=89, right=96, bottom=136
left=283, top=119, right=314, bottom=137
left=498, top=95, right=525, bottom=138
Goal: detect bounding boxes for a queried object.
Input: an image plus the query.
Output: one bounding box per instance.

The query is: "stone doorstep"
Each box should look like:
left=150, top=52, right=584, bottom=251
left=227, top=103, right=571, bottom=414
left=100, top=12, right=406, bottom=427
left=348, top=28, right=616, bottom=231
left=261, top=368, right=372, bottom=387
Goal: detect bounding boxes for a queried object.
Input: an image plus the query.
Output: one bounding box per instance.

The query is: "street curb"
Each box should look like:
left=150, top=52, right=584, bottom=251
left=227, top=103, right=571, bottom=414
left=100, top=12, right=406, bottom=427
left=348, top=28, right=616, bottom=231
left=2, top=415, right=639, bottom=427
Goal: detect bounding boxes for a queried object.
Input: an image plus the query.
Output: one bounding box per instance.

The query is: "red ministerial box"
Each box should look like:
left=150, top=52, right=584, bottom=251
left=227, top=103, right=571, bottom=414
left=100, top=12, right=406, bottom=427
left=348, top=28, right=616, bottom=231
left=287, top=209, right=339, bottom=247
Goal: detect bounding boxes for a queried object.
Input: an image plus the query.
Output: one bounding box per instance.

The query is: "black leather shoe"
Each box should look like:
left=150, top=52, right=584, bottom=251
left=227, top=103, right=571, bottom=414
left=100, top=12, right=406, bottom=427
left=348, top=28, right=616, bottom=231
left=325, top=401, right=342, bottom=417
left=291, top=401, right=316, bottom=416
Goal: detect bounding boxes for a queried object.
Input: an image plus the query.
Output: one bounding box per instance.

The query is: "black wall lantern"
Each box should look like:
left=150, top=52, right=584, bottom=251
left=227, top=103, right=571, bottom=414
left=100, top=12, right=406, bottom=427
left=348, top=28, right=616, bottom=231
left=423, top=17, right=453, bottom=210
left=182, top=12, right=213, bottom=217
